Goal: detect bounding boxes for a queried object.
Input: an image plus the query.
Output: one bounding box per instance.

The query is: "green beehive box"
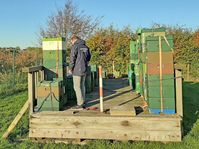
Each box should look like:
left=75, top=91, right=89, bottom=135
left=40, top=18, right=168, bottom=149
left=130, top=53, right=138, bottom=61
left=131, top=73, right=136, bottom=90
left=148, top=97, right=175, bottom=109
left=43, top=59, right=64, bottom=69
left=128, top=63, right=135, bottom=72
left=91, top=72, right=95, bottom=91
left=66, top=76, right=76, bottom=101
left=43, top=50, right=66, bottom=60
left=130, top=41, right=137, bottom=54
left=35, top=80, right=65, bottom=111
left=42, top=37, right=67, bottom=82
left=36, top=96, right=63, bottom=111
left=44, top=68, right=64, bottom=81
left=128, top=63, right=136, bottom=89
left=147, top=86, right=175, bottom=98
left=130, top=59, right=139, bottom=64
left=141, top=28, right=166, bottom=33
left=147, top=74, right=175, bottom=87
left=146, top=35, right=174, bottom=52
left=91, top=64, right=99, bottom=87
left=85, top=66, right=92, bottom=93
left=134, top=64, right=139, bottom=75
left=135, top=74, right=141, bottom=93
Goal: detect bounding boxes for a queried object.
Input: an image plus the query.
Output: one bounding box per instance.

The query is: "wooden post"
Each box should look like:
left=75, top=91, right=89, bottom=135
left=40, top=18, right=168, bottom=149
left=41, top=70, right=44, bottom=81
left=175, top=69, right=183, bottom=117
left=99, top=66, right=104, bottom=112
left=35, top=71, right=39, bottom=85
left=1, top=100, right=29, bottom=139
left=28, top=72, right=35, bottom=115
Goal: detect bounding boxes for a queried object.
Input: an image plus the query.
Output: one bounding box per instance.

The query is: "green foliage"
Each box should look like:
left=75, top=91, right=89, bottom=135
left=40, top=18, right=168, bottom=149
left=172, top=28, right=199, bottom=80
left=0, top=46, right=42, bottom=97
left=0, top=72, right=27, bottom=98
left=87, top=25, right=199, bottom=80
left=87, top=26, right=132, bottom=77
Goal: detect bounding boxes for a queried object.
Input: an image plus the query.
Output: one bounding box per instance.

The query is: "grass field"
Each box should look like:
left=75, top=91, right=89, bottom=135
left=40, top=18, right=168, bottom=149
left=0, top=82, right=199, bottom=149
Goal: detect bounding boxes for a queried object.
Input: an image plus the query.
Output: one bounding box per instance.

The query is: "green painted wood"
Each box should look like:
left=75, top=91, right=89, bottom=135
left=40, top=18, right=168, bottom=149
left=66, top=77, right=76, bottom=100
left=148, top=98, right=176, bottom=109
left=130, top=41, right=137, bottom=54
left=43, top=50, right=66, bottom=60
left=147, top=86, right=175, bottom=98
left=86, top=74, right=92, bottom=93
left=146, top=35, right=174, bottom=52
left=141, top=28, right=166, bottom=33
left=42, top=37, right=66, bottom=41
left=147, top=74, right=175, bottom=87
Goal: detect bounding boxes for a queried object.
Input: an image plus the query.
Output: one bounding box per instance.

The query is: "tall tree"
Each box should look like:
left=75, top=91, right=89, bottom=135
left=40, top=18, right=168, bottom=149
left=40, top=0, right=100, bottom=47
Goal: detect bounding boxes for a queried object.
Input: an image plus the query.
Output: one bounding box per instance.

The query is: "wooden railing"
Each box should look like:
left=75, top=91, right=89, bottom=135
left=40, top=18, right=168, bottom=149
left=23, top=66, right=44, bottom=115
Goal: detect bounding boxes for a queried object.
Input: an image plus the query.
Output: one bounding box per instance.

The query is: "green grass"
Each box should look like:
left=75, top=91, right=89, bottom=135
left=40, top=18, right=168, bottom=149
left=0, top=82, right=199, bottom=149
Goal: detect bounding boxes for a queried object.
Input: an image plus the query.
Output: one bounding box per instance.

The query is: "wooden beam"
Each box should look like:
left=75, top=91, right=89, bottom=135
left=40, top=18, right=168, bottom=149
left=29, top=114, right=182, bottom=142
left=28, top=72, right=35, bottom=115
left=29, top=128, right=181, bottom=142
left=175, top=69, right=183, bottom=117
left=30, top=117, right=181, bottom=131
left=110, top=106, right=136, bottom=116
left=2, top=100, right=29, bottom=139
left=22, top=66, right=43, bottom=73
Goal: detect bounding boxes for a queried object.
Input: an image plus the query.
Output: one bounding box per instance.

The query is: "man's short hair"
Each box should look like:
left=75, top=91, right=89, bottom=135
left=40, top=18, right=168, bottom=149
left=71, top=34, right=80, bottom=41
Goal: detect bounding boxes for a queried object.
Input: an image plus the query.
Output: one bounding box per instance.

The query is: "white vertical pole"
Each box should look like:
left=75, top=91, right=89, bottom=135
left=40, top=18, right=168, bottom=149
left=99, top=66, right=104, bottom=112
left=159, top=36, right=164, bottom=113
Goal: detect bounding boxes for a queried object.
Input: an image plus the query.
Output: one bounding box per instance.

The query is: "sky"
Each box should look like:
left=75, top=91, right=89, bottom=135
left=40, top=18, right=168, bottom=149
left=0, top=0, right=198, bottom=49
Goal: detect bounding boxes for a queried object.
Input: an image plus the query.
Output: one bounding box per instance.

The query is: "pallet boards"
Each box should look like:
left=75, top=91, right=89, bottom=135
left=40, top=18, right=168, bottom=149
left=29, top=112, right=182, bottom=142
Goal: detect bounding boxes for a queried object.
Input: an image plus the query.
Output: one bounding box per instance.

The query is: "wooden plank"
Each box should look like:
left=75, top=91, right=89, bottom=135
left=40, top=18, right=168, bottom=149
left=175, top=69, right=183, bottom=117
left=22, top=66, right=43, bottom=73
left=40, top=70, right=44, bottom=81
left=2, top=100, right=29, bottom=139
left=28, top=72, right=35, bottom=115
left=29, top=116, right=181, bottom=131
left=110, top=106, right=136, bottom=116
left=29, top=66, right=43, bottom=73
left=31, top=112, right=182, bottom=120
left=29, top=128, right=181, bottom=142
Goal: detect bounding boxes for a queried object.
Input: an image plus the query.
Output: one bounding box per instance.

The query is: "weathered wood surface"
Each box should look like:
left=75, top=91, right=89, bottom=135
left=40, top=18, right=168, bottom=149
left=85, top=79, right=144, bottom=111
left=175, top=69, right=183, bottom=117
left=29, top=113, right=182, bottom=142
left=2, top=100, right=29, bottom=139
left=28, top=72, right=35, bottom=115
left=29, top=78, right=182, bottom=142
left=110, top=105, right=136, bottom=116
left=22, top=66, right=43, bottom=73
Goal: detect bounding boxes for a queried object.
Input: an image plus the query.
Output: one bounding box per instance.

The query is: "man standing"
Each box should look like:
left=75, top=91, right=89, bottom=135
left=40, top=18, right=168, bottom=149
left=69, top=34, right=91, bottom=109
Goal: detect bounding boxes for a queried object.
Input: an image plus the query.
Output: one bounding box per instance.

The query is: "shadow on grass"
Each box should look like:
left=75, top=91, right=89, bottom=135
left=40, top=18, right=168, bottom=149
left=182, top=81, right=199, bottom=136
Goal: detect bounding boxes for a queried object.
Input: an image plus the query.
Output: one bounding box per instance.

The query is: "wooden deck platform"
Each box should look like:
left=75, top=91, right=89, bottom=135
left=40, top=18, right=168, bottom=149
left=29, top=78, right=182, bottom=142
